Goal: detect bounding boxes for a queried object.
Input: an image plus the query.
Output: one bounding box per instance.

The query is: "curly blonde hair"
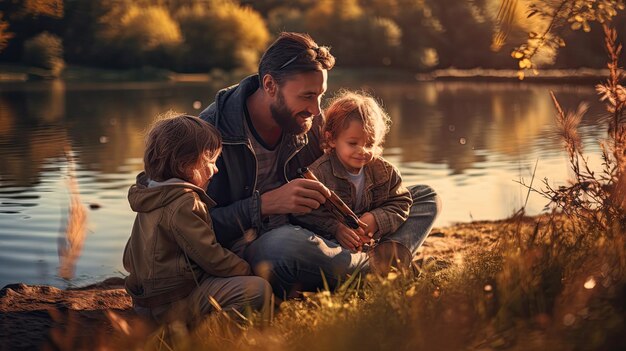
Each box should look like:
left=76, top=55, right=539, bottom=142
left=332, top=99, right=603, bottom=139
left=322, top=90, right=391, bottom=157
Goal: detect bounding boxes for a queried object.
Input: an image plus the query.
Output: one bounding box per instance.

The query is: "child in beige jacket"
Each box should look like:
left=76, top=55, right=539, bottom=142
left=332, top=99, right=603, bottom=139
left=123, top=114, right=271, bottom=325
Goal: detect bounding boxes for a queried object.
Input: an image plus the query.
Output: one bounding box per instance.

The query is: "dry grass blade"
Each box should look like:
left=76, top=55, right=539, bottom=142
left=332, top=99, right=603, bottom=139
left=231, top=308, right=249, bottom=323
left=208, top=295, right=223, bottom=312
left=550, top=91, right=564, bottom=116
left=337, top=264, right=364, bottom=297
left=611, top=170, right=626, bottom=213
left=551, top=91, right=586, bottom=157
left=157, top=331, right=175, bottom=351
left=106, top=310, right=131, bottom=336
left=58, top=146, right=88, bottom=281
left=320, top=268, right=330, bottom=292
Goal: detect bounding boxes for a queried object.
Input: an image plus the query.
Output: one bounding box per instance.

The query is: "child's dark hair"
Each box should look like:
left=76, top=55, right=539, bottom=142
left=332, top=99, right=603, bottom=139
left=144, top=113, right=222, bottom=182
left=322, top=90, right=391, bottom=157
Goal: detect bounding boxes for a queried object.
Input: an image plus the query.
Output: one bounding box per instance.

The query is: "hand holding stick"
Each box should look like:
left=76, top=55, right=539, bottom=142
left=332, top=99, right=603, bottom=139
left=297, top=167, right=368, bottom=231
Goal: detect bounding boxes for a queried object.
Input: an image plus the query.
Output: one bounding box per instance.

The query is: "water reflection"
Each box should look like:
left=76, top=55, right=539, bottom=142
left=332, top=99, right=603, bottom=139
left=0, top=79, right=608, bottom=287
left=367, top=82, right=604, bottom=174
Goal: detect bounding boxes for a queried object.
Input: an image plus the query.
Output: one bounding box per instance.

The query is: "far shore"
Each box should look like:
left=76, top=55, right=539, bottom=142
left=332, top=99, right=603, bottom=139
left=0, top=63, right=612, bottom=85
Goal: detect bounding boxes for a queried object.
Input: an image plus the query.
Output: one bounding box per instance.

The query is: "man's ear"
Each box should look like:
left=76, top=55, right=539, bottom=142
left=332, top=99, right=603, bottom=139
left=325, top=131, right=336, bottom=148
left=262, top=74, right=277, bottom=97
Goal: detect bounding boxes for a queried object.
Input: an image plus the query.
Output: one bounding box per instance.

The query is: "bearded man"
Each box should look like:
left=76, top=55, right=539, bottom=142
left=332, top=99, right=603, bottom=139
left=200, top=32, right=440, bottom=298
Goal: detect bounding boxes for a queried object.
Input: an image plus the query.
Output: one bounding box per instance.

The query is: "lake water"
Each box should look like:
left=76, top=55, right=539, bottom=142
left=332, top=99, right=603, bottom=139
left=0, top=77, right=609, bottom=288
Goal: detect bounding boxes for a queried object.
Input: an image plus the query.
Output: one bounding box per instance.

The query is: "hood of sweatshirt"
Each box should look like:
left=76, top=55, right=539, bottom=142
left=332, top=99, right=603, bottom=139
left=128, top=172, right=216, bottom=213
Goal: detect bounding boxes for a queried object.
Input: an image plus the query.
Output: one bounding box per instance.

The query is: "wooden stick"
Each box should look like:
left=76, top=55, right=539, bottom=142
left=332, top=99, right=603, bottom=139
left=298, top=167, right=368, bottom=230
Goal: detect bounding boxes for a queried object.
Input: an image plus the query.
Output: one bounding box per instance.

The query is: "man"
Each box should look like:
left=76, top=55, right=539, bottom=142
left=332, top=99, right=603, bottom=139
left=200, top=32, right=441, bottom=298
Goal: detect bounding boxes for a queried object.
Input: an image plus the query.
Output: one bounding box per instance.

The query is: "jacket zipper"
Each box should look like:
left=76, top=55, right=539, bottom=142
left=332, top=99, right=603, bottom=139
left=223, top=140, right=258, bottom=192
left=283, top=135, right=308, bottom=181
left=283, top=148, right=300, bottom=182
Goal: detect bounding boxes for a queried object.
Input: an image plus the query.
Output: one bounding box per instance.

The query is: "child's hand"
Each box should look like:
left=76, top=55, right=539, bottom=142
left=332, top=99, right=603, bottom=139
left=335, top=224, right=364, bottom=251
left=359, top=212, right=379, bottom=238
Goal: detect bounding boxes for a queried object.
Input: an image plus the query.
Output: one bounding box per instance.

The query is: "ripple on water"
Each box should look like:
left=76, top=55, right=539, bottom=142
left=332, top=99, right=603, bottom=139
left=0, top=187, right=33, bottom=195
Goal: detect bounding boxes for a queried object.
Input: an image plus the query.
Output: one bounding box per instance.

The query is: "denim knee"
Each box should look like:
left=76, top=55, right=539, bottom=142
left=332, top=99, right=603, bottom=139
left=409, top=184, right=442, bottom=216
left=247, top=225, right=315, bottom=264
left=241, top=276, right=272, bottom=311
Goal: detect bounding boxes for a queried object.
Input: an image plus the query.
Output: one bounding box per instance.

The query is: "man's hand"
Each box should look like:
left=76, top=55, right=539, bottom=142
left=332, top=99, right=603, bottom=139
left=359, top=212, right=379, bottom=238
left=335, top=224, right=365, bottom=251
left=260, top=178, right=331, bottom=215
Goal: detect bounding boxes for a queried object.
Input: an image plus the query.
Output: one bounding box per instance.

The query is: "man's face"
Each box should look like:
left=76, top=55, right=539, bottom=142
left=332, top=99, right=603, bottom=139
left=269, top=70, right=327, bottom=135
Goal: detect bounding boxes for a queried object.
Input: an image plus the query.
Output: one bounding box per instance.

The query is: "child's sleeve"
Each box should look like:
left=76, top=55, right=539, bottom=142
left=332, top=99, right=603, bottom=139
left=369, top=162, right=413, bottom=237
left=172, top=197, right=252, bottom=277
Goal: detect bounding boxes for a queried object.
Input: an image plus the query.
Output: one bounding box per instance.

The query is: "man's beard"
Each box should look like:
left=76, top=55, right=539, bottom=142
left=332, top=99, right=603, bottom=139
left=269, top=91, right=313, bottom=135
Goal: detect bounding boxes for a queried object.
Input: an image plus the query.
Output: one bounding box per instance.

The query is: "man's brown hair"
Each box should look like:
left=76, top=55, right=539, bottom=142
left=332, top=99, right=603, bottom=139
left=322, top=90, right=391, bottom=157
left=144, top=113, right=222, bottom=182
left=258, top=32, right=335, bottom=85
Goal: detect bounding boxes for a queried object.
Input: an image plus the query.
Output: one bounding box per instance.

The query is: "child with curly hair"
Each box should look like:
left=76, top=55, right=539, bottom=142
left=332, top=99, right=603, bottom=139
left=295, top=91, right=412, bottom=253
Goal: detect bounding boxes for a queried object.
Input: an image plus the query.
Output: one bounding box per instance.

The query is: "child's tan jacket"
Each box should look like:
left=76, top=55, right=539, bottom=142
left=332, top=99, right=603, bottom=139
left=123, top=172, right=251, bottom=308
left=293, top=151, right=412, bottom=239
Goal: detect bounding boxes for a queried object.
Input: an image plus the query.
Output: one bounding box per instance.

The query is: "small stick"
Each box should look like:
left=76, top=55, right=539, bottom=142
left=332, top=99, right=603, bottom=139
left=298, top=167, right=368, bottom=231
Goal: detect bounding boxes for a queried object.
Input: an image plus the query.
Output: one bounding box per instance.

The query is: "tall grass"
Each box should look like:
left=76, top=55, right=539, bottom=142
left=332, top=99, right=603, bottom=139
left=58, top=146, right=87, bottom=281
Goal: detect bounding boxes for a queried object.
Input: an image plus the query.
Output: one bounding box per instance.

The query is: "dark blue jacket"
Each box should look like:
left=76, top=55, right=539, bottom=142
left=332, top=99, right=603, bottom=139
left=199, top=75, right=324, bottom=249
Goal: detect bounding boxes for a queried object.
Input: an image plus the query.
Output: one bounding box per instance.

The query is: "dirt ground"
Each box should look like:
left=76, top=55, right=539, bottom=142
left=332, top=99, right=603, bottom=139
left=0, top=221, right=503, bottom=350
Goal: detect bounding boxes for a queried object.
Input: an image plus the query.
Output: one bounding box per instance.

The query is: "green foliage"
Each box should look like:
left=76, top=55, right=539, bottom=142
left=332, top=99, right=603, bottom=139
left=175, top=1, right=269, bottom=72
left=4, top=0, right=626, bottom=73
left=22, top=31, right=64, bottom=76
left=63, top=1, right=112, bottom=65
left=0, top=12, right=12, bottom=52
left=390, top=0, right=442, bottom=70
left=21, top=0, right=63, bottom=18
left=266, top=7, right=307, bottom=34
left=305, top=0, right=402, bottom=67
left=505, top=0, right=625, bottom=79
left=97, top=4, right=182, bottom=68
left=240, top=0, right=316, bottom=16
left=0, top=0, right=64, bottom=60
left=428, top=0, right=498, bottom=69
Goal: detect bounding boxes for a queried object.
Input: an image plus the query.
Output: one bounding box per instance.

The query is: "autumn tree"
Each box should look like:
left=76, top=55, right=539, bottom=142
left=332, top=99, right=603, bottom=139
left=305, top=0, right=402, bottom=67
left=0, top=13, right=12, bottom=52
left=23, top=31, right=64, bottom=76
left=0, top=0, right=63, bottom=55
left=96, top=4, right=182, bottom=68
left=175, top=1, right=269, bottom=72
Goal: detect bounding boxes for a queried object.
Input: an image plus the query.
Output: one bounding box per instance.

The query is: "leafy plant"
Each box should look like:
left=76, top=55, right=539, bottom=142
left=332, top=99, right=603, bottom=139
left=496, top=0, right=625, bottom=79
left=97, top=4, right=182, bottom=68
left=22, top=31, right=64, bottom=76
left=538, top=24, right=626, bottom=237
left=175, top=1, right=270, bottom=72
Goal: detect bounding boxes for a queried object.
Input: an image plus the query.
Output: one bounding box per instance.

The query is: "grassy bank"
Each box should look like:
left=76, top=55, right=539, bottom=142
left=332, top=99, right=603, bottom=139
left=6, top=215, right=613, bottom=351
left=2, top=215, right=624, bottom=350
left=147, top=215, right=623, bottom=351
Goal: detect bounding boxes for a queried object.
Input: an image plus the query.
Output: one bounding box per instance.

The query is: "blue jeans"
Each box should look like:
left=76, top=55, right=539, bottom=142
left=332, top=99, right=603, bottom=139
left=244, top=185, right=441, bottom=298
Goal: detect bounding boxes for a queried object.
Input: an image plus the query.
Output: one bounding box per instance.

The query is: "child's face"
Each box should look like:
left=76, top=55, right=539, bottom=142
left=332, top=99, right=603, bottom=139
left=328, top=120, right=375, bottom=174
left=191, top=151, right=220, bottom=189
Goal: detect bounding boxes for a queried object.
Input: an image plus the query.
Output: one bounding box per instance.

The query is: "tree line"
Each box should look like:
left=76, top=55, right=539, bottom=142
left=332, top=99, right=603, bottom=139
left=0, top=0, right=624, bottom=76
